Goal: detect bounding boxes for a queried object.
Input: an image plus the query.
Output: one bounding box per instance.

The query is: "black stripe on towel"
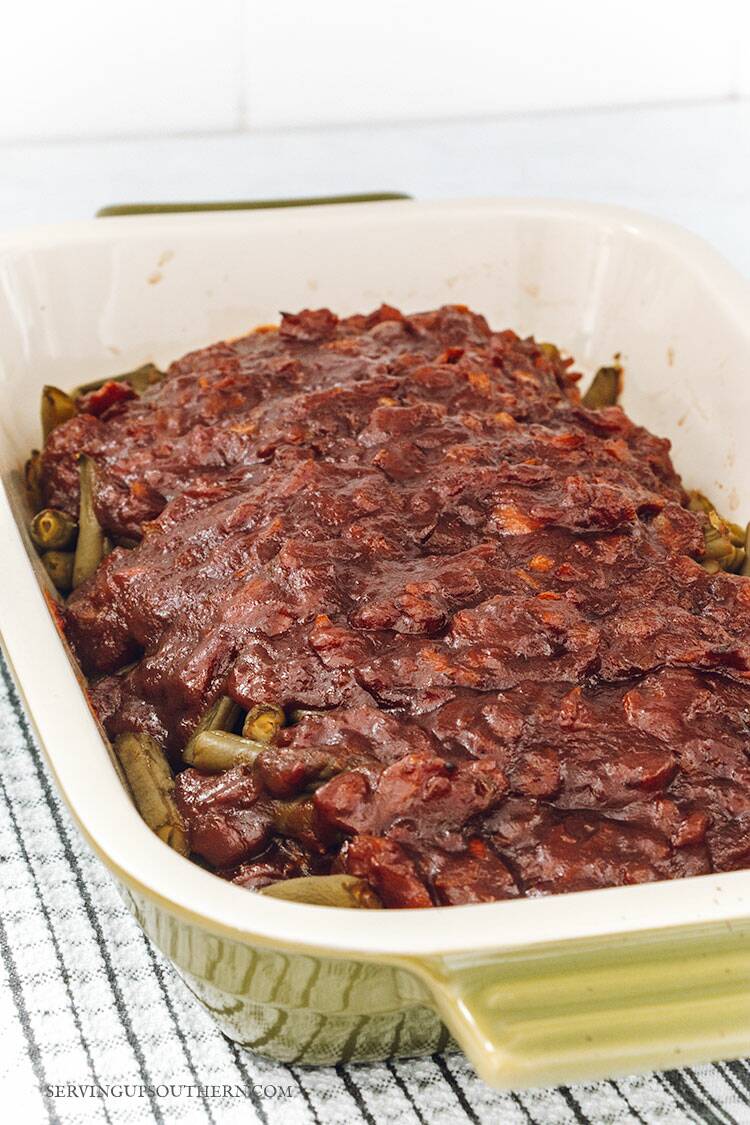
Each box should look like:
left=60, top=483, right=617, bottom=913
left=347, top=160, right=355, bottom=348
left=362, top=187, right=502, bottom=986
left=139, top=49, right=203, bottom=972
left=0, top=658, right=166, bottom=1125
left=432, top=1054, right=482, bottom=1123
left=0, top=910, right=57, bottom=1123
left=335, top=1065, right=378, bottom=1125
left=661, top=1069, right=733, bottom=1125
left=0, top=767, right=113, bottom=1125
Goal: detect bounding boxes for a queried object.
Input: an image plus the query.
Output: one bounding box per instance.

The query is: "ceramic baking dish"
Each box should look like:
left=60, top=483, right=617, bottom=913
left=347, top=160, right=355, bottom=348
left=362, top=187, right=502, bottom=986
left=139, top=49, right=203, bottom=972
left=1, top=198, right=750, bottom=1090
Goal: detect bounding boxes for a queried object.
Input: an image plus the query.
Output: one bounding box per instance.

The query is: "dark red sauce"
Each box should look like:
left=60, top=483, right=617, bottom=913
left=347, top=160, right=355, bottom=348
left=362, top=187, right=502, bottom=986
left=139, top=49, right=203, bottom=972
left=41, top=305, right=750, bottom=906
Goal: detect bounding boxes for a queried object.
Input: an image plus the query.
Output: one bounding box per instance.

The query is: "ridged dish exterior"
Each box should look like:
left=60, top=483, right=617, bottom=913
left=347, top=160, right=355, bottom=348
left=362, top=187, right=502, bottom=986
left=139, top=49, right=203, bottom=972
left=120, top=884, right=452, bottom=1066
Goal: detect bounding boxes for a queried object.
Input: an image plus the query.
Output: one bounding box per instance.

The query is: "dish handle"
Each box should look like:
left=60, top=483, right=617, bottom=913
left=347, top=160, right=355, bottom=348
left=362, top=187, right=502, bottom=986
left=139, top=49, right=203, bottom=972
left=95, top=192, right=411, bottom=217
left=412, top=921, right=750, bottom=1089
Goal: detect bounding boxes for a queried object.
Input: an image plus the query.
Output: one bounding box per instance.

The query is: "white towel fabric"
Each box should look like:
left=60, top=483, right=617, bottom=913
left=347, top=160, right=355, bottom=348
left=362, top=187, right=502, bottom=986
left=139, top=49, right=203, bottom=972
left=1, top=651, right=749, bottom=1125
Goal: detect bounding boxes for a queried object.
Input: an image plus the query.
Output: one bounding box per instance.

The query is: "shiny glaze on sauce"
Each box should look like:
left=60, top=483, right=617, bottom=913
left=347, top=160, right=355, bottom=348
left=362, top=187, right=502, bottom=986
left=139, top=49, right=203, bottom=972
left=42, top=306, right=750, bottom=906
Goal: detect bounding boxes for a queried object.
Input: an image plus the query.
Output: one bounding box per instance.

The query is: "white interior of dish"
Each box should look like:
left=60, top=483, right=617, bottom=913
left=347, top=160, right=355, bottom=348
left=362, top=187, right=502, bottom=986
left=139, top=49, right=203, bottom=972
left=1, top=198, right=750, bottom=956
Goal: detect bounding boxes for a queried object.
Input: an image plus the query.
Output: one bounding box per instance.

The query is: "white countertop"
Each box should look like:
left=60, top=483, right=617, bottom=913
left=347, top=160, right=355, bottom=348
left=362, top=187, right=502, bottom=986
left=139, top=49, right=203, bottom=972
left=2, top=98, right=749, bottom=275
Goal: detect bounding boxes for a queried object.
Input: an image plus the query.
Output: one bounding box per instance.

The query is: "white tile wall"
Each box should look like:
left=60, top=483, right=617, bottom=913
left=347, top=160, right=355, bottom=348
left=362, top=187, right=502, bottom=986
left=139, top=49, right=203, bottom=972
left=0, top=0, right=747, bottom=143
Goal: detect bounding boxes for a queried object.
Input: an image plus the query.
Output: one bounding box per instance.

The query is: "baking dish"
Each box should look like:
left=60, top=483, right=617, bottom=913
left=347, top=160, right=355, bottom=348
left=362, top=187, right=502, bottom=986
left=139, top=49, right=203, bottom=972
left=1, top=198, right=750, bottom=1089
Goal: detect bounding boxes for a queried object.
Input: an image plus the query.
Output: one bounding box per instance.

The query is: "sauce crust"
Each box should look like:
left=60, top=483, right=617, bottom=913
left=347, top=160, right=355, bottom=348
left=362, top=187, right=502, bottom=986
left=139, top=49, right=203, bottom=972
left=41, top=305, right=750, bottom=906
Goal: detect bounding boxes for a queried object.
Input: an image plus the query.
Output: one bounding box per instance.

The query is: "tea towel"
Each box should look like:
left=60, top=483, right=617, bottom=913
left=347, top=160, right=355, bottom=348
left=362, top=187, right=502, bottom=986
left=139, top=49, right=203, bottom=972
left=1, top=652, right=749, bottom=1125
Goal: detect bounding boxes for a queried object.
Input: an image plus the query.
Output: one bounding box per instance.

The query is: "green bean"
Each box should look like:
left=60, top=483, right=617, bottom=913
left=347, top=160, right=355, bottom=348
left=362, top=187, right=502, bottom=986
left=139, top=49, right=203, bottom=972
left=305, top=763, right=344, bottom=792
left=156, top=825, right=188, bottom=850
left=271, top=795, right=317, bottom=841
left=73, top=362, right=164, bottom=398
left=582, top=365, right=622, bottom=409
left=687, top=491, right=712, bottom=515
left=727, top=521, right=746, bottom=547
left=259, top=874, right=382, bottom=908
left=183, top=694, right=242, bottom=764
left=41, top=550, right=74, bottom=593
left=186, top=730, right=266, bottom=771
left=72, top=455, right=104, bottom=588
left=200, top=694, right=241, bottom=734
left=30, top=508, right=78, bottom=551
left=687, top=494, right=744, bottom=541
left=742, top=524, right=750, bottom=577
left=703, top=529, right=734, bottom=560
left=41, top=385, right=77, bottom=440
left=689, top=491, right=747, bottom=574
left=242, top=703, right=285, bottom=743
left=707, top=508, right=745, bottom=548
left=724, top=546, right=747, bottom=573
left=113, top=732, right=188, bottom=856
left=290, top=708, right=322, bottom=723
left=24, top=450, right=43, bottom=512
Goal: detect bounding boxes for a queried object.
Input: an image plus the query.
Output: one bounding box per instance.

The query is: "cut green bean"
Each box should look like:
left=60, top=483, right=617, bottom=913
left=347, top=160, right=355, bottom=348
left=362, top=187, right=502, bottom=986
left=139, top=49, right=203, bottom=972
left=271, top=795, right=317, bottom=840
left=73, top=362, right=164, bottom=398
left=724, top=548, right=747, bottom=573
left=242, top=703, right=285, bottom=743
left=707, top=508, right=745, bottom=548
left=155, top=826, right=184, bottom=849
left=703, top=530, right=734, bottom=560
left=41, top=385, right=77, bottom=440
left=72, top=455, right=104, bottom=588
left=41, top=550, right=74, bottom=593
left=742, top=524, right=750, bottom=577
left=259, top=874, right=382, bottom=908
left=290, top=708, right=322, bottom=723
left=687, top=493, right=744, bottom=542
left=582, top=365, right=622, bottom=409
left=114, top=732, right=188, bottom=856
left=30, top=508, right=78, bottom=551
left=727, top=521, right=746, bottom=547
left=689, top=490, right=747, bottom=574
left=183, top=694, right=242, bottom=764
left=687, top=492, right=712, bottom=515
left=304, top=760, right=344, bottom=792
left=186, top=730, right=266, bottom=771
left=24, top=450, right=43, bottom=512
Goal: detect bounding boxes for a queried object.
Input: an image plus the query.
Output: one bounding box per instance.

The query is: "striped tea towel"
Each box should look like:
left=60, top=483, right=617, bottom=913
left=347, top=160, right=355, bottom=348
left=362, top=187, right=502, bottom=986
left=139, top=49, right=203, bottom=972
left=1, top=651, right=749, bottom=1125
